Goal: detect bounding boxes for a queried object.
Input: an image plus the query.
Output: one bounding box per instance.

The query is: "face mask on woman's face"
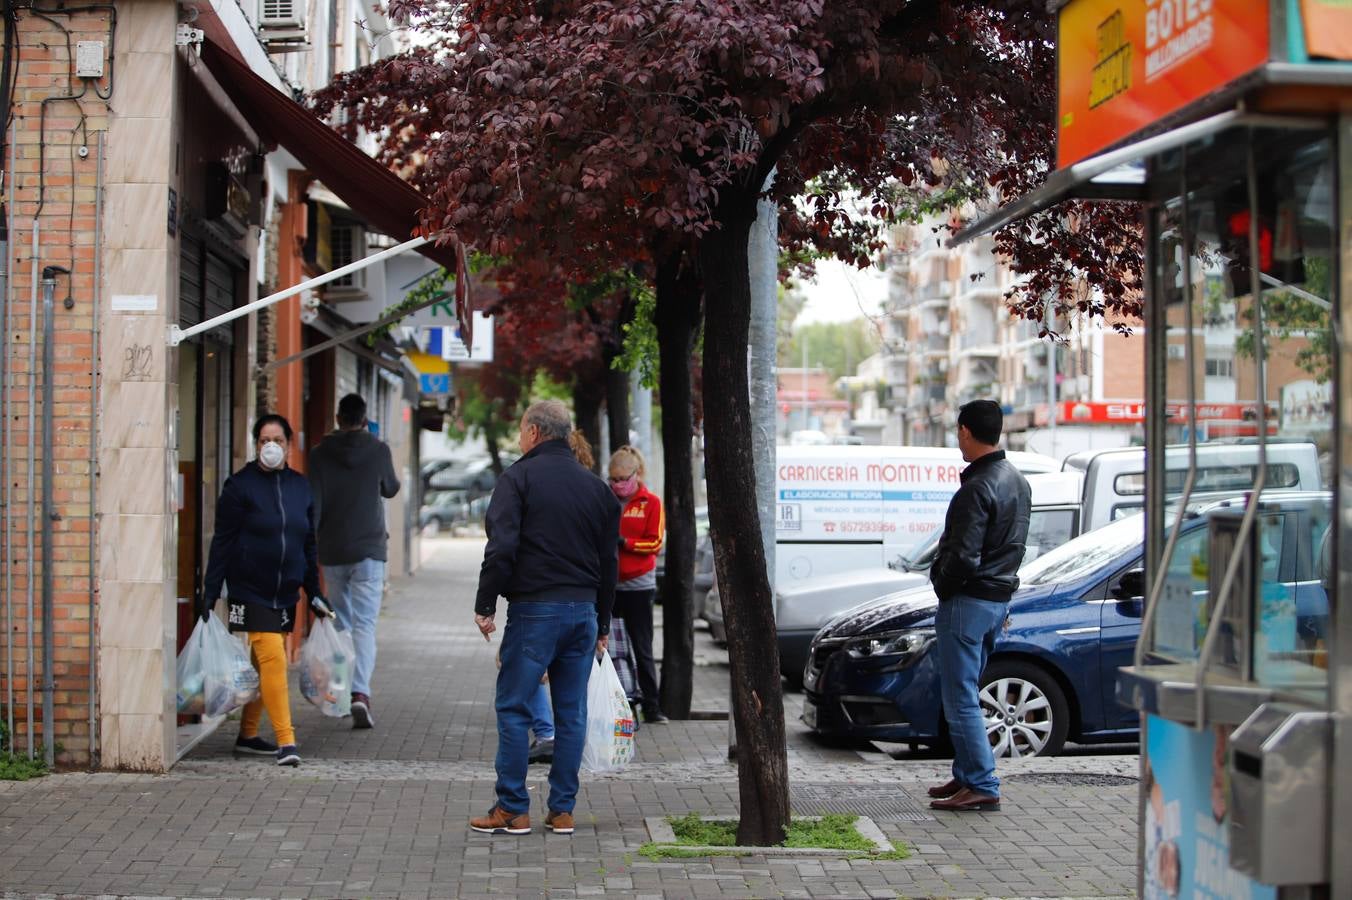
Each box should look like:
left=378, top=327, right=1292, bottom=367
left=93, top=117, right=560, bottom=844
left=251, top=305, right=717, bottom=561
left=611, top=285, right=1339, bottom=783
left=610, top=472, right=639, bottom=499
left=258, top=441, right=287, bottom=470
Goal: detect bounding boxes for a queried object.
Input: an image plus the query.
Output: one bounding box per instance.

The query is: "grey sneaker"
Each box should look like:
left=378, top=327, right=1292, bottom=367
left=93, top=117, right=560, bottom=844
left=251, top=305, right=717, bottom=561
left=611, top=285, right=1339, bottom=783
left=351, top=693, right=374, bottom=729
left=528, top=738, right=555, bottom=763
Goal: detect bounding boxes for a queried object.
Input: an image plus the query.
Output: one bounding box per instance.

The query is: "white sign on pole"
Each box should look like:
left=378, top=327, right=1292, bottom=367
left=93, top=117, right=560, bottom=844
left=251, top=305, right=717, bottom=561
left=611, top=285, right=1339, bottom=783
left=417, top=311, right=494, bottom=363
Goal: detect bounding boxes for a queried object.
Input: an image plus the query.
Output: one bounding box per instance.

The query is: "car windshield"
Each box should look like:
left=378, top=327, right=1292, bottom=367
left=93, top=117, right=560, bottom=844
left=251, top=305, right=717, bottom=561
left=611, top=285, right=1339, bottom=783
left=1019, top=515, right=1147, bottom=587
left=893, top=529, right=942, bottom=571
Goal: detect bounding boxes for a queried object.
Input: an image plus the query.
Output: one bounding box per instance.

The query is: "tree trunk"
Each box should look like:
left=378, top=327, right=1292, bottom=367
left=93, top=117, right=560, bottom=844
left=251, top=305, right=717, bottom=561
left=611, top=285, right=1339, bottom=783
left=604, top=364, right=630, bottom=454
left=485, top=433, right=504, bottom=476
left=655, top=250, right=701, bottom=720
left=699, top=204, right=790, bottom=846
left=572, top=378, right=605, bottom=474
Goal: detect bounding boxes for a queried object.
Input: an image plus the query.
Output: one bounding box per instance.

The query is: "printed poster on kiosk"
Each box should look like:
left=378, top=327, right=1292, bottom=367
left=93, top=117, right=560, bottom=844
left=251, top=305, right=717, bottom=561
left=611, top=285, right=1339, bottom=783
left=1143, top=715, right=1275, bottom=900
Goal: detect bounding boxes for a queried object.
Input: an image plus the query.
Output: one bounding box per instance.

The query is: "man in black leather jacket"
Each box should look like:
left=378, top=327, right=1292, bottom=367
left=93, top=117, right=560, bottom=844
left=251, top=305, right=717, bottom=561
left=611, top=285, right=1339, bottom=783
left=928, top=400, right=1031, bottom=813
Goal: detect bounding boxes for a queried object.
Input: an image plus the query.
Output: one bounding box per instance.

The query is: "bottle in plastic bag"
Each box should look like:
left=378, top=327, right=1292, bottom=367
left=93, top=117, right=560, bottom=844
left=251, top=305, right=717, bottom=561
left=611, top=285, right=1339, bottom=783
left=176, top=613, right=259, bottom=718
left=300, top=618, right=356, bottom=718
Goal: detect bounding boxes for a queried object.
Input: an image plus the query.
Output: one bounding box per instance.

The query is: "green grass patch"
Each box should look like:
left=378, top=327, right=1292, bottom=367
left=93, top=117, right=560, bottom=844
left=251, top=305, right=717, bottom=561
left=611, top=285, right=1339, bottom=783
left=638, top=842, right=753, bottom=860
left=649, top=812, right=909, bottom=860
left=0, top=752, right=48, bottom=781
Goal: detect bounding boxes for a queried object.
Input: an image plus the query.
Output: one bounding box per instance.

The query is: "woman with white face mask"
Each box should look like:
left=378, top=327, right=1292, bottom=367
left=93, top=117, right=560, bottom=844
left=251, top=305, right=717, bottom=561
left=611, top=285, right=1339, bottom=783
left=198, top=414, right=331, bottom=767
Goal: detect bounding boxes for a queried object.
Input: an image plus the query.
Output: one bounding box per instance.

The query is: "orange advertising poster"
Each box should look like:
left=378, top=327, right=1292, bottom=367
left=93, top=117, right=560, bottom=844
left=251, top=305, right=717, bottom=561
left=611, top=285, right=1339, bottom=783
left=1057, top=0, right=1271, bottom=169
left=1301, top=0, right=1352, bottom=60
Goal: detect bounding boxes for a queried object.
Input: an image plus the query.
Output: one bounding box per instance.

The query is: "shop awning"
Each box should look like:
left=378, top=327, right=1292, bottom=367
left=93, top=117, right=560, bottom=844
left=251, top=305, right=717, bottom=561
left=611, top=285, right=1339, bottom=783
left=946, top=110, right=1324, bottom=246
left=194, top=37, right=471, bottom=338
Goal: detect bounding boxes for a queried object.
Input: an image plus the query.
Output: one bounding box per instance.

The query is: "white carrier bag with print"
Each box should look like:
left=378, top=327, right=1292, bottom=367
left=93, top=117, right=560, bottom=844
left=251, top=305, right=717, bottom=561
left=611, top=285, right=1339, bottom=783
left=581, top=651, right=636, bottom=773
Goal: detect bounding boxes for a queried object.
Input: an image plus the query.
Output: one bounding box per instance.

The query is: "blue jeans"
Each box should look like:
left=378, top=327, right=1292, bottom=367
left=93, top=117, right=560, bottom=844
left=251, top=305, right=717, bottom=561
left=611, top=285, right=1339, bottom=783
left=495, top=600, right=598, bottom=815
left=934, top=594, right=1009, bottom=796
left=322, top=559, right=385, bottom=697
left=530, top=683, right=554, bottom=740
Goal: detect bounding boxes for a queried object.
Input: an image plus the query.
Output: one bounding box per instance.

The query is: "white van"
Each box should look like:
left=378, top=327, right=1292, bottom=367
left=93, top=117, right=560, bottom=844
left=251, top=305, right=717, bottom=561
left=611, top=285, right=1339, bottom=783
left=770, top=470, right=1083, bottom=683
left=1062, top=441, right=1323, bottom=532
left=773, top=445, right=1059, bottom=586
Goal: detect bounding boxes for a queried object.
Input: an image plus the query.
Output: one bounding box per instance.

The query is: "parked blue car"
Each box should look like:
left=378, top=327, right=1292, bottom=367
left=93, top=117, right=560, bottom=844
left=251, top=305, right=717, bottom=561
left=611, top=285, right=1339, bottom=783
left=801, top=492, right=1330, bottom=757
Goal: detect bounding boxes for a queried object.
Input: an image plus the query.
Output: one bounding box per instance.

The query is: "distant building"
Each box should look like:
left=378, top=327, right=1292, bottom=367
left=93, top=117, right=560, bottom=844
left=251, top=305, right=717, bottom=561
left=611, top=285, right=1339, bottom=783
left=876, top=220, right=1147, bottom=455
left=777, top=367, right=851, bottom=438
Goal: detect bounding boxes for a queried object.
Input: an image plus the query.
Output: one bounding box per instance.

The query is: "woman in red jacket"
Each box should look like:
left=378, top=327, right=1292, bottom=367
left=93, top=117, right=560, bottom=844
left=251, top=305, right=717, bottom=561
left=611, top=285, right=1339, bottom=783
left=608, top=445, right=667, bottom=723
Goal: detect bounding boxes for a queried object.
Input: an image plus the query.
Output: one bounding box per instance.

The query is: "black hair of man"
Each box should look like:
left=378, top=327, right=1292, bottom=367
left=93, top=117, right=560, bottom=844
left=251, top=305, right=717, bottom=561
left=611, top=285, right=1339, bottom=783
left=337, top=393, right=368, bottom=429
left=252, top=413, right=294, bottom=442
left=957, top=399, right=1003, bottom=446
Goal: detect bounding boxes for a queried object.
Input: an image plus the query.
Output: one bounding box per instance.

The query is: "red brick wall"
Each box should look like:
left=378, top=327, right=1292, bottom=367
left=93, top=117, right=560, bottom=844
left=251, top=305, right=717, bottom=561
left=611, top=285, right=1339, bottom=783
left=1, top=7, right=113, bottom=766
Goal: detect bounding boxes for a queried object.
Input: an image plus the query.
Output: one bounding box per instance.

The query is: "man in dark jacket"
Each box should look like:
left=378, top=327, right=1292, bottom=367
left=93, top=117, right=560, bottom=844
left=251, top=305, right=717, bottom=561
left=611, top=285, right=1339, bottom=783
left=928, top=399, right=1031, bottom=813
left=308, top=394, right=401, bottom=729
left=470, top=400, right=620, bottom=836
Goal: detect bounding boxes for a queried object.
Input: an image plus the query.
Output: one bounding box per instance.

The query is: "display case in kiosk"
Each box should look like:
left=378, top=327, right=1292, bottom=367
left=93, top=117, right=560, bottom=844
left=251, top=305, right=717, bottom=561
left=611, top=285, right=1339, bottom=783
left=950, top=0, right=1351, bottom=896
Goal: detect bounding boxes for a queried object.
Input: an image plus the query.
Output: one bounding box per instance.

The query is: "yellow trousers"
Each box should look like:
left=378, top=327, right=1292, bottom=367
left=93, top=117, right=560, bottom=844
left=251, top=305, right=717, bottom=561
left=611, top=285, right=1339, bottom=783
left=238, top=631, right=295, bottom=747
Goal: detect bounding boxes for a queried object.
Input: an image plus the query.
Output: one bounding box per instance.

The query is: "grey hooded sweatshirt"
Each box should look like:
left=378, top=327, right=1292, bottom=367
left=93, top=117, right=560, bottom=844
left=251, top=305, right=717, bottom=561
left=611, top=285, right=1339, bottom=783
left=308, top=429, right=401, bottom=566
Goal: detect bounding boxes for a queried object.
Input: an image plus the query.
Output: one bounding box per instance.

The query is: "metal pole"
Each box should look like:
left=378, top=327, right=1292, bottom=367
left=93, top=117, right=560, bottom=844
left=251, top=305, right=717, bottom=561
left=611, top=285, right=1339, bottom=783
left=41, top=267, right=62, bottom=768
left=89, top=132, right=103, bottom=764
left=801, top=333, right=808, bottom=432
left=2, top=122, right=13, bottom=752
left=26, top=218, right=37, bottom=758
left=169, top=234, right=430, bottom=345
left=742, top=170, right=778, bottom=757
left=1046, top=304, right=1056, bottom=457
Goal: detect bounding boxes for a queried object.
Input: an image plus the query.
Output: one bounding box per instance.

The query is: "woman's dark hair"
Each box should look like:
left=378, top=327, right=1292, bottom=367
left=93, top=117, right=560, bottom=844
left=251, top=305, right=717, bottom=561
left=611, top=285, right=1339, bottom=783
left=252, top=413, right=294, bottom=442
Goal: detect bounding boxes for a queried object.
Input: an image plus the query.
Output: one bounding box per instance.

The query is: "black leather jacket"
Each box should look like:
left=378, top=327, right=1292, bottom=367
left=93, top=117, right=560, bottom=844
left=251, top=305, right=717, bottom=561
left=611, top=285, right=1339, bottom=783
left=931, top=450, right=1032, bottom=603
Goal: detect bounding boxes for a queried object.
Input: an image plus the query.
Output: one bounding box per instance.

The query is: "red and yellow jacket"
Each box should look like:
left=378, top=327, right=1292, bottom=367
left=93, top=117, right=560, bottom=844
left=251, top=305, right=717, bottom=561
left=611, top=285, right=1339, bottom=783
left=618, top=483, right=665, bottom=582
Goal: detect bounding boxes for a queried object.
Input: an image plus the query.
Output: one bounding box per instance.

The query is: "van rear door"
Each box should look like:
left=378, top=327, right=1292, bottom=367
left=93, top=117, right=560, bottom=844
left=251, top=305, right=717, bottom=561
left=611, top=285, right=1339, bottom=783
left=775, top=450, right=885, bottom=584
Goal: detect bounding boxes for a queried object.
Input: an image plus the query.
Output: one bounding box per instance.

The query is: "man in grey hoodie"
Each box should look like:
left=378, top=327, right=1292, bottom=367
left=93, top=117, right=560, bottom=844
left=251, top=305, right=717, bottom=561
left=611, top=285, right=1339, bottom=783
left=309, top=393, right=401, bottom=728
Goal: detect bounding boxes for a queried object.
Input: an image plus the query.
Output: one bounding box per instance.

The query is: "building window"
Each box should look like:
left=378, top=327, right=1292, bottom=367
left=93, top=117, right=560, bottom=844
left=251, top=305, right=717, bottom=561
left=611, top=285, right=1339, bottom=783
left=1204, top=358, right=1234, bottom=377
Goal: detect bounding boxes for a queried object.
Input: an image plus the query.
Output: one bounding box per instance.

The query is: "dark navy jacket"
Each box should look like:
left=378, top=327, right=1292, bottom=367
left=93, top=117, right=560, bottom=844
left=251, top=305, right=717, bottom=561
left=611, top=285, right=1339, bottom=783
left=474, top=439, right=621, bottom=635
left=203, top=462, right=322, bottom=609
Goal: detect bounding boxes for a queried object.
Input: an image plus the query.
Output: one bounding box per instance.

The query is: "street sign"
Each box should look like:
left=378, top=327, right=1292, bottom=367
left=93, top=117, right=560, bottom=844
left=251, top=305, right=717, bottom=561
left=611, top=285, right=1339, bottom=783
left=418, top=312, right=494, bottom=363
left=418, top=372, right=451, bottom=396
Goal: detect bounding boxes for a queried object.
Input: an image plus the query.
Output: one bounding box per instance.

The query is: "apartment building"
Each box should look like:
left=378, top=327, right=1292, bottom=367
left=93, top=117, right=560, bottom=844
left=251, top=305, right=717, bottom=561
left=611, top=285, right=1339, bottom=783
left=874, top=220, right=1146, bottom=455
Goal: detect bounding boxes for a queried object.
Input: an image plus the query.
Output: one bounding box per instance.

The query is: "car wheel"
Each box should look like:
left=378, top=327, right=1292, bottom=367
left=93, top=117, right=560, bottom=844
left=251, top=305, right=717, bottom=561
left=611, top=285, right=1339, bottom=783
left=978, top=660, right=1069, bottom=758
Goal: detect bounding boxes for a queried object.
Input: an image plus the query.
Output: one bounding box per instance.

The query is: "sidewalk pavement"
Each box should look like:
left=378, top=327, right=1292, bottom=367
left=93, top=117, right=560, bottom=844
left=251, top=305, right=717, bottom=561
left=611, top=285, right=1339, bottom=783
left=0, top=538, right=1140, bottom=899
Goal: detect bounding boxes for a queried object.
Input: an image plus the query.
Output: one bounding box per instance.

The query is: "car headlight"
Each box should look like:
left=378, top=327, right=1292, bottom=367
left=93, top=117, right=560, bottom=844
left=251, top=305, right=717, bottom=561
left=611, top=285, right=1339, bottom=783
left=844, top=629, right=935, bottom=669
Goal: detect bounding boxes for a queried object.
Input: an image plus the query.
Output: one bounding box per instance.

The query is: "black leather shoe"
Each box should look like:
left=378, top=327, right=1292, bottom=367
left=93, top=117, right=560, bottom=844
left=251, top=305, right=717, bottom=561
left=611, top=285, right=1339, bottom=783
left=930, top=787, right=1000, bottom=812
left=643, top=707, right=669, bottom=724
left=927, top=778, right=963, bottom=799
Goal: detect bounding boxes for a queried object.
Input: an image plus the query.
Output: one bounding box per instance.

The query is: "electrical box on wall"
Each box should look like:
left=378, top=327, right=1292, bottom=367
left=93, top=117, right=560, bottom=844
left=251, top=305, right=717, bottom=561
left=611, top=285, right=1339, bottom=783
left=75, top=41, right=104, bottom=78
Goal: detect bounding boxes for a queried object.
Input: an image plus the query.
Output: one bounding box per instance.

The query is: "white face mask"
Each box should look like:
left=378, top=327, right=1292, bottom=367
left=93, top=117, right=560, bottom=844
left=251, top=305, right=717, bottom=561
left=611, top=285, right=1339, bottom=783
left=258, top=441, right=286, bottom=470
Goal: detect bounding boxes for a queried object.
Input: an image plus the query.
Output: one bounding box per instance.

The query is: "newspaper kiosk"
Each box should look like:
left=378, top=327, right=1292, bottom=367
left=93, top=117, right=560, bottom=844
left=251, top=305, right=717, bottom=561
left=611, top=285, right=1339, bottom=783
left=954, top=2, right=1351, bottom=896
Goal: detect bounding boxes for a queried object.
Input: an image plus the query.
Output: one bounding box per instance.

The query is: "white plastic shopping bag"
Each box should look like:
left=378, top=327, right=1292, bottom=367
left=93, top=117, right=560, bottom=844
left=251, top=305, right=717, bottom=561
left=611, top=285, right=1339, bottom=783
left=299, top=618, right=356, bottom=717
left=175, top=613, right=260, bottom=717
left=580, top=652, right=636, bottom=773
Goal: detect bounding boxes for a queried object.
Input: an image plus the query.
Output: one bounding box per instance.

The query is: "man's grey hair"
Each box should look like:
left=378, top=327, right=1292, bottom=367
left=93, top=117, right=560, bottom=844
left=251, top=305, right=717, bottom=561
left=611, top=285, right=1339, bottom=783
left=523, top=400, right=573, bottom=441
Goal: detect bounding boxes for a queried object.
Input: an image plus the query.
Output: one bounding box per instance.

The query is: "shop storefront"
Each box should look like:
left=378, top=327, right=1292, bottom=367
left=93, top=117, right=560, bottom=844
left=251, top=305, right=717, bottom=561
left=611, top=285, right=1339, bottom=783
left=956, top=1, right=1351, bottom=895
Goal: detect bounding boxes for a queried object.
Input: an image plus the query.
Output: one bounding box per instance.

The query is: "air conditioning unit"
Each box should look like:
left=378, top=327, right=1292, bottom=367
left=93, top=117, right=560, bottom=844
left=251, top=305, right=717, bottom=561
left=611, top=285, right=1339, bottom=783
left=1167, top=344, right=1187, bottom=360
left=260, top=0, right=305, bottom=29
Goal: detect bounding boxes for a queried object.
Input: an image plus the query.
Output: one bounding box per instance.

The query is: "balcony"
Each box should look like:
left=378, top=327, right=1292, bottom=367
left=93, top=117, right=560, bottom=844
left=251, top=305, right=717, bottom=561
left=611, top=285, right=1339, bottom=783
left=957, top=329, right=999, bottom=356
